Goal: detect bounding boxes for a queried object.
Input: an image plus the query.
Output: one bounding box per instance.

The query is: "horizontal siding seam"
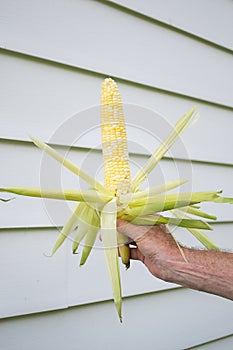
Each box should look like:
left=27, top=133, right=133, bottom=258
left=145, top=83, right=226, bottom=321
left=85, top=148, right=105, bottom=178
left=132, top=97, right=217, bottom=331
left=1, top=222, right=233, bottom=233
left=1, top=137, right=233, bottom=168
left=186, top=333, right=233, bottom=349
left=1, top=48, right=233, bottom=111
left=98, top=0, right=233, bottom=53
left=0, top=286, right=181, bottom=321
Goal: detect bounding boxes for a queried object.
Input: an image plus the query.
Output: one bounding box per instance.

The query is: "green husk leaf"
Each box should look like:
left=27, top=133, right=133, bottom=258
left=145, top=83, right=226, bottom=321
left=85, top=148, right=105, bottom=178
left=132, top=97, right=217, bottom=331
left=121, top=178, right=188, bottom=204
left=125, top=214, right=213, bottom=230
left=0, top=187, right=112, bottom=203
left=52, top=202, right=85, bottom=255
left=169, top=229, right=188, bottom=262
left=0, top=197, right=15, bottom=202
left=127, top=191, right=220, bottom=216
left=117, top=233, right=130, bottom=269
left=101, top=198, right=122, bottom=322
left=213, top=196, right=233, bottom=204
left=80, top=210, right=100, bottom=265
left=179, top=206, right=217, bottom=220
left=131, top=107, right=197, bottom=190
left=173, top=209, right=219, bottom=250
left=72, top=204, right=94, bottom=253
left=187, top=228, right=220, bottom=250
left=72, top=223, right=89, bottom=254
left=29, top=135, right=110, bottom=195
left=79, top=226, right=99, bottom=265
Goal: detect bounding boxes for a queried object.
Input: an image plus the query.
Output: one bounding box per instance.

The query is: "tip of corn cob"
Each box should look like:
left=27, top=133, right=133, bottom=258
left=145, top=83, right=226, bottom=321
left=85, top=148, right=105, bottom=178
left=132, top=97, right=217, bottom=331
left=102, top=77, right=117, bottom=89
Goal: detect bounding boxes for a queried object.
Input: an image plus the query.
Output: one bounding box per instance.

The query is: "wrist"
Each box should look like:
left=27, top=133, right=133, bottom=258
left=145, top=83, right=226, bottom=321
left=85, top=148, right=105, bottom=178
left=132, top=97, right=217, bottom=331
left=157, top=248, right=233, bottom=300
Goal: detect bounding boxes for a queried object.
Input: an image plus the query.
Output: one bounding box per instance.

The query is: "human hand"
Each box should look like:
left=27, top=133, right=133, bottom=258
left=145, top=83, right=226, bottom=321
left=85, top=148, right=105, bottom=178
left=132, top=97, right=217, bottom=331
left=117, top=219, right=182, bottom=281
left=117, top=219, right=233, bottom=300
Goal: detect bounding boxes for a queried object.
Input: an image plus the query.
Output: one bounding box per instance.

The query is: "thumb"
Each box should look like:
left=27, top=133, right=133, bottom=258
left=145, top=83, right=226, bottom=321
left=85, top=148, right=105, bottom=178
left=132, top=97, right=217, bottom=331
left=117, top=218, right=151, bottom=242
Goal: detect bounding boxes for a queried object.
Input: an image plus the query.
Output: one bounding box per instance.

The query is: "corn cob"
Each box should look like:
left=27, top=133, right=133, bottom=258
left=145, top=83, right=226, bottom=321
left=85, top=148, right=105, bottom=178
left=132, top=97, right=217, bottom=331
left=100, top=78, right=131, bottom=196
left=100, top=77, right=131, bottom=268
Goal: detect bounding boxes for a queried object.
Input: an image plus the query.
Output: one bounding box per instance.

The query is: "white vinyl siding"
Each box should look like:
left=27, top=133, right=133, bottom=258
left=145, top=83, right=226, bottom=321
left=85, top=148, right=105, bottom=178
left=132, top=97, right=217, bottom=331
left=0, top=289, right=233, bottom=350
left=0, top=0, right=232, bottom=105
left=0, top=0, right=233, bottom=348
left=1, top=222, right=233, bottom=320
left=108, top=0, right=233, bottom=50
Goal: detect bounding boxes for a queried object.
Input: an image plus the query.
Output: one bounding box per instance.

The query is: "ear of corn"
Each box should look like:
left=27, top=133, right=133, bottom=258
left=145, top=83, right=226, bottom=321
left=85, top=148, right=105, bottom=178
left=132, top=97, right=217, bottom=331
left=1, top=77, right=232, bottom=322
left=100, top=78, right=131, bottom=197
left=101, top=78, right=131, bottom=269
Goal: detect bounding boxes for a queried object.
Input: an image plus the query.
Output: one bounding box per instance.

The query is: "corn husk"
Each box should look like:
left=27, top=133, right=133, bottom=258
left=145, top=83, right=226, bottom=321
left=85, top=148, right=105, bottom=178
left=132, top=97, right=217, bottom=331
left=1, top=78, right=232, bottom=322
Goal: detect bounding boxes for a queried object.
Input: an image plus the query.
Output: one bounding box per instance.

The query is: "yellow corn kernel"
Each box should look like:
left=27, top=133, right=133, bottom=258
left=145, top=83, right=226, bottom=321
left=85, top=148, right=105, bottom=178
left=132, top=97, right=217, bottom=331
left=100, top=78, right=131, bottom=197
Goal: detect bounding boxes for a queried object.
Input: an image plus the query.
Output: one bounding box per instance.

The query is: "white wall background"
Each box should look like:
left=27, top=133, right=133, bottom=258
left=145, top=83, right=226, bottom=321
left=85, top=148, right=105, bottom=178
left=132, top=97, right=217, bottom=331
left=0, top=0, right=233, bottom=349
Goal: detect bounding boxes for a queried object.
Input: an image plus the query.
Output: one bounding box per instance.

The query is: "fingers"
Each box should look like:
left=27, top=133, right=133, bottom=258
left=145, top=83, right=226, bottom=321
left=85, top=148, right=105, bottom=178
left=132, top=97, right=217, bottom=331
left=117, top=218, right=151, bottom=242
left=129, top=247, right=145, bottom=262
left=118, top=245, right=145, bottom=262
